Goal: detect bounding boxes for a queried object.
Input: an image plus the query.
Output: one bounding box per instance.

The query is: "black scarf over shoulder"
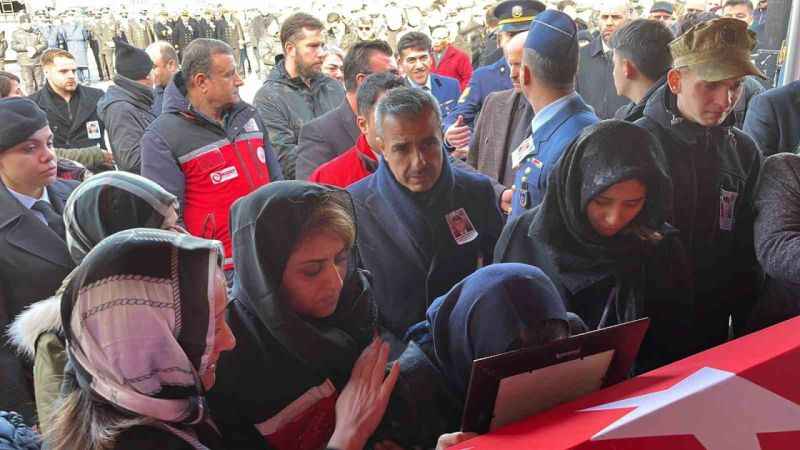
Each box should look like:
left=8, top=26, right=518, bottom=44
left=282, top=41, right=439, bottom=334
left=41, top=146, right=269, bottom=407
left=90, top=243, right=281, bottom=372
left=530, top=120, right=674, bottom=325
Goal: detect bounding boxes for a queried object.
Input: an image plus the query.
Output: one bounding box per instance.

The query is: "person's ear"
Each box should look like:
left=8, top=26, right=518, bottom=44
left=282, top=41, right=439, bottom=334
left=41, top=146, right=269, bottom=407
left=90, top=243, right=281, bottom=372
left=376, top=134, right=386, bottom=154
left=667, top=68, right=682, bottom=95
left=193, top=73, right=208, bottom=94
left=522, top=64, right=532, bottom=87
left=355, top=72, right=367, bottom=86
left=622, top=59, right=637, bottom=80
left=356, top=115, right=369, bottom=135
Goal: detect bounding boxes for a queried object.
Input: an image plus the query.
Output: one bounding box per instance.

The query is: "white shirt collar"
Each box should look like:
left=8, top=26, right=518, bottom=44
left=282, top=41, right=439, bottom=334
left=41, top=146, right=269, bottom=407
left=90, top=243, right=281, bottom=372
left=8, top=186, right=49, bottom=210
left=408, top=74, right=432, bottom=91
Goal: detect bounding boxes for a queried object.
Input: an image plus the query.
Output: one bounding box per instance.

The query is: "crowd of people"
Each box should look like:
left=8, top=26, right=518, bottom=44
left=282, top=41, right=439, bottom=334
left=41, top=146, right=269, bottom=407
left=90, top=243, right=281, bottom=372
left=0, top=0, right=798, bottom=448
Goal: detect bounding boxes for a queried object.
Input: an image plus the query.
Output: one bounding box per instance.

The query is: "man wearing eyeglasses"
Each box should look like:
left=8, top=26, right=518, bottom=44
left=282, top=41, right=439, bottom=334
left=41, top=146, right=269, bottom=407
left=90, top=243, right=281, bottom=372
left=253, top=13, right=345, bottom=179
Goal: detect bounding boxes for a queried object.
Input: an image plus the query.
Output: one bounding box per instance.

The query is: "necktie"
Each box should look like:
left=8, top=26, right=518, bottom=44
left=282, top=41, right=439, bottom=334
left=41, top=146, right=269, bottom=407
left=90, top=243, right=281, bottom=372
left=31, top=200, right=66, bottom=241
left=422, top=85, right=430, bottom=91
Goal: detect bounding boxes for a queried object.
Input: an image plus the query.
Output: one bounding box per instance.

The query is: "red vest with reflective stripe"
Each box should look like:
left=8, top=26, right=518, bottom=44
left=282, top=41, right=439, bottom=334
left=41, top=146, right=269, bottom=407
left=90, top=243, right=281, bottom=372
left=178, top=131, right=271, bottom=269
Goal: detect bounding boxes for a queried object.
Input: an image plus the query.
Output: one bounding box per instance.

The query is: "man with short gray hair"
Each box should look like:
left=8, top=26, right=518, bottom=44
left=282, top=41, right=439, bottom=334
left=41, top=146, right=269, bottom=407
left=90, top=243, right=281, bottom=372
left=141, top=38, right=283, bottom=278
left=348, top=87, right=502, bottom=337
left=145, top=40, right=180, bottom=116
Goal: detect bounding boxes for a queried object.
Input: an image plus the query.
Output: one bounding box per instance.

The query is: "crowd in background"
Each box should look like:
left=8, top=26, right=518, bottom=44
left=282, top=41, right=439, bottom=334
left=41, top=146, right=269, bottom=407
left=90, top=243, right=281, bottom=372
left=0, top=0, right=799, bottom=449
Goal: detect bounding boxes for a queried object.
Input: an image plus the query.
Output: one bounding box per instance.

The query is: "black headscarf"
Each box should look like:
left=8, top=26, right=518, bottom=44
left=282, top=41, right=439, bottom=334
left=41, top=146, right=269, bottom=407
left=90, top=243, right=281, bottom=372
left=530, top=120, right=673, bottom=325
left=229, top=181, right=377, bottom=388
left=63, top=171, right=178, bottom=264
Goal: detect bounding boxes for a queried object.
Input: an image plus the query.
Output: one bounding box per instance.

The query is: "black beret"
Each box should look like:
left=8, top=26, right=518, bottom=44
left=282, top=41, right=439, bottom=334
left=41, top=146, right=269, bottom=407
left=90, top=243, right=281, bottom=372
left=0, top=97, right=48, bottom=152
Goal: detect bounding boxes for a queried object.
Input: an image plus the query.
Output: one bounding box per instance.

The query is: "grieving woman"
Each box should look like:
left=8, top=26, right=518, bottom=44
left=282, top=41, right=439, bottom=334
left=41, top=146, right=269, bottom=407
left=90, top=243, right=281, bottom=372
left=495, top=120, right=695, bottom=372
left=8, top=171, right=180, bottom=432
left=45, top=229, right=236, bottom=449
left=379, top=263, right=571, bottom=448
left=206, top=181, right=399, bottom=450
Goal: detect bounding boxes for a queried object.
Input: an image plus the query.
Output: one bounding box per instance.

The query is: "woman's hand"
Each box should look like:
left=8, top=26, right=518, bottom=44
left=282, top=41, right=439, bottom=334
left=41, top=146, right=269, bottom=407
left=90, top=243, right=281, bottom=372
left=328, top=338, right=400, bottom=450
left=435, top=432, right=478, bottom=450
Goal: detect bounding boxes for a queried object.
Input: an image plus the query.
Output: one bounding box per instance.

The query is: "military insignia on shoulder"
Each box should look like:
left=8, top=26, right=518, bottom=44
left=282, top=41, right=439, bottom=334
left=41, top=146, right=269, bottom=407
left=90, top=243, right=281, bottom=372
left=458, top=87, right=471, bottom=103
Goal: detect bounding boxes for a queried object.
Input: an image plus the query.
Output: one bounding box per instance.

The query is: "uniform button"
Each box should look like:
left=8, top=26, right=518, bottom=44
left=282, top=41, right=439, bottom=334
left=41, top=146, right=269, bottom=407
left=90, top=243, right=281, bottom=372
left=521, top=176, right=527, bottom=183
left=524, top=167, right=532, bottom=175
left=511, top=185, right=516, bottom=191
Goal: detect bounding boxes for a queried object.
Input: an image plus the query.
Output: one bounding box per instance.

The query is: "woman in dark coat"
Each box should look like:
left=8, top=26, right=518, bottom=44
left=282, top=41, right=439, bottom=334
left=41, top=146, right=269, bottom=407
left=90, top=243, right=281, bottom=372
left=379, top=263, right=571, bottom=448
left=46, top=229, right=235, bottom=450
left=495, top=120, right=695, bottom=372
left=206, top=181, right=399, bottom=450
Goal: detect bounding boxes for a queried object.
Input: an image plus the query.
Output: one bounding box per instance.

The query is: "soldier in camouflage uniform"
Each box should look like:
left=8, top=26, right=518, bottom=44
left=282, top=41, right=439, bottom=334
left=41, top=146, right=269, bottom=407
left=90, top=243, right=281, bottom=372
left=95, top=14, right=119, bottom=80
left=11, top=15, right=47, bottom=94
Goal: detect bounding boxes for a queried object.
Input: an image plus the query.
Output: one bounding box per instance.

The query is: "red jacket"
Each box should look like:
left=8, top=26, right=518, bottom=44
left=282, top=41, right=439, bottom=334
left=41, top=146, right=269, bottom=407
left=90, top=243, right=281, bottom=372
left=433, top=45, right=473, bottom=91
left=309, top=134, right=377, bottom=188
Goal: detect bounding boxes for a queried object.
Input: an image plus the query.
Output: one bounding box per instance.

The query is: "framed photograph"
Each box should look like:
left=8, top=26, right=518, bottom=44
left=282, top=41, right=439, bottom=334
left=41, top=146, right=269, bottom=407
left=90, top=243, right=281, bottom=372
left=461, top=318, right=650, bottom=434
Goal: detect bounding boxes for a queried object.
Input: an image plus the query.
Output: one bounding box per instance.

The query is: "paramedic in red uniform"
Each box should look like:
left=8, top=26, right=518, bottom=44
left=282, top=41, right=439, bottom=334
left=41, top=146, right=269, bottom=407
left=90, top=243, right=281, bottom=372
left=141, top=38, right=283, bottom=280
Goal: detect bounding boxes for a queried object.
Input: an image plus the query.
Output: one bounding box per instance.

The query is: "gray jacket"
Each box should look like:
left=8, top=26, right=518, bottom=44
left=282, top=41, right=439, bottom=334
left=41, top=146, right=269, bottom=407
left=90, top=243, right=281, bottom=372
left=253, top=60, right=345, bottom=178
left=97, top=75, right=157, bottom=173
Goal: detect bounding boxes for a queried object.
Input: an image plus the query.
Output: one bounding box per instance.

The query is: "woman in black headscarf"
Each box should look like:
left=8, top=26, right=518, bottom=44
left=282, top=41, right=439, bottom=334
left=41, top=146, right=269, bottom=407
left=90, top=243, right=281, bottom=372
left=8, top=171, right=181, bottom=432
left=495, top=120, right=696, bottom=372
left=206, top=181, right=399, bottom=450
left=46, top=229, right=235, bottom=449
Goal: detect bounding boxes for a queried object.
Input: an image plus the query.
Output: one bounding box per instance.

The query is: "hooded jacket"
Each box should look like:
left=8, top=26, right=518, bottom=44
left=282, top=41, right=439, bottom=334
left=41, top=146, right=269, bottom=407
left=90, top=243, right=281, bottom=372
left=207, top=182, right=377, bottom=450
left=348, top=151, right=503, bottom=337
left=496, top=121, right=696, bottom=372
left=636, top=85, right=762, bottom=351
left=97, top=75, right=157, bottom=174
left=140, top=71, right=283, bottom=269
left=253, top=60, right=345, bottom=179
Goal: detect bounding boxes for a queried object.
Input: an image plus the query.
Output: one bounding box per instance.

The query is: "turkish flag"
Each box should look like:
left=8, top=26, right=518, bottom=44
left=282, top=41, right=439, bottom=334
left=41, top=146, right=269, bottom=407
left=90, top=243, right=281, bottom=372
left=452, top=316, right=800, bottom=450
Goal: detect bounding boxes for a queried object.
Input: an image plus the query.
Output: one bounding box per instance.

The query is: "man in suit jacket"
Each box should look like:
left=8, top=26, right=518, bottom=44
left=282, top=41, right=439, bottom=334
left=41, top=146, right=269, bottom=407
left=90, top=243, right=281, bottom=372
left=295, top=40, right=397, bottom=180
left=470, top=31, right=533, bottom=212
left=743, top=81, right=800, bottom=156
left=397, top=32, right=461, bottom=119
left=575, top=0, right=631, bottom=119
left=0, top=98, right=77, bottom=420
left=511, top=10, right=599, bottom=218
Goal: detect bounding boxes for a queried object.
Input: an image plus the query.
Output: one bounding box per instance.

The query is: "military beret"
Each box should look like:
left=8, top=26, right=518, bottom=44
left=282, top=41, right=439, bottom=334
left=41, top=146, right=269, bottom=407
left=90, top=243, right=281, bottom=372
left=524, top=9, right=577, bottom=59
left=495, top=0, right=546, bottom=32
left=0, top=98, right=49, bottom=152
left=670, top=17, right=765, bottom=81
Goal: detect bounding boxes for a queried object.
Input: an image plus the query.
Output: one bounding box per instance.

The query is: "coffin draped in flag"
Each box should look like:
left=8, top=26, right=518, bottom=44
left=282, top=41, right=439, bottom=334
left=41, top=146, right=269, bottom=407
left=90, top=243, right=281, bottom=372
left=453, top=316, right=800, bottom=450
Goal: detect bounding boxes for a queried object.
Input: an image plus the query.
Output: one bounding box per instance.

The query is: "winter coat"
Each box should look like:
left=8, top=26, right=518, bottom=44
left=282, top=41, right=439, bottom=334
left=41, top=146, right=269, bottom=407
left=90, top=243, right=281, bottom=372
left=308, top=134, right=377, bottom=187
left=749, top=154, right=800, bottom=331
left=10, top=28, right=46, bottom=66
left=97, top=75, right=156, bottom=174
left=348, top=154, right=503, bottom=337
left=576, top=35, right=629, bottom=119
left=61, top=22, right=90, bottom=68
left=432, top=44, right=473, bottom=91
left=295, top=100, right=360, bottom=181
left=613, top=76, right=666, bottom=123
left=636, top=85, right=762, bottom=350
left=743, top=80, right=800, bottom=156
left=0, top=411, right=40, bottom=450
left=216, top=17, right=244, bottom=49
left=140, top=71, right=282, bottom=270
left=173, top=19, right=195, bottom=54
left=29, top=82, right=106, bottom=150
left=253, top=60, right=345, bottom=178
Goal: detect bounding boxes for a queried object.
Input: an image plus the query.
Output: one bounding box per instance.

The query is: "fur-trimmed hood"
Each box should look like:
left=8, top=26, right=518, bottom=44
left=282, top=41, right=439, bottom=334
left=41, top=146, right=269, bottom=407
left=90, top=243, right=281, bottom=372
left=7, top=295, right=62, bottom=361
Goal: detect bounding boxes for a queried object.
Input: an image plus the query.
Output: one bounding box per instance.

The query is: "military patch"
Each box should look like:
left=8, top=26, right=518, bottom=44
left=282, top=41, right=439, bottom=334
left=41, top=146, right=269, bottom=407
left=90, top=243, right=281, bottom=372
left=532, top=158, right=544, bottom=169
left=458, top=86, right=471, bottom=103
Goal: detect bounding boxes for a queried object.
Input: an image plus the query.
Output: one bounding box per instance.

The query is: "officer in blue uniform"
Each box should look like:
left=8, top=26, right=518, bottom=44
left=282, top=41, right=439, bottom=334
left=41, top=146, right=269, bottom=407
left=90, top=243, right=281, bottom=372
left=510, top=10, right=599, bottom=219
left=442, top=0, right=545, bottom=138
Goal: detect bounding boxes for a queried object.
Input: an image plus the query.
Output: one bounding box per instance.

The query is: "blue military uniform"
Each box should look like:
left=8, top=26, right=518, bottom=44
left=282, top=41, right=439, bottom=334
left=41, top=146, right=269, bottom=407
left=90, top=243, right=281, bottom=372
left=442, top=0, right=545, bottom=133
left=510, top=11, right=599, bottom=219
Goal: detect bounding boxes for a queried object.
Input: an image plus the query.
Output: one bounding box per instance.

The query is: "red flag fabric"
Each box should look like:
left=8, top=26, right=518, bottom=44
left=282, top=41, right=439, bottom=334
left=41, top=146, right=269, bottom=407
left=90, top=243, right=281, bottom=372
left=453, top=317, right=800, bottom=450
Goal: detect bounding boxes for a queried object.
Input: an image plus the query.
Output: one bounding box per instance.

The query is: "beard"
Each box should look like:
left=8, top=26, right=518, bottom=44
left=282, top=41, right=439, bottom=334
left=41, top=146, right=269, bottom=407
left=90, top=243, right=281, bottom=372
left=294, top=50, right=321, bottom=79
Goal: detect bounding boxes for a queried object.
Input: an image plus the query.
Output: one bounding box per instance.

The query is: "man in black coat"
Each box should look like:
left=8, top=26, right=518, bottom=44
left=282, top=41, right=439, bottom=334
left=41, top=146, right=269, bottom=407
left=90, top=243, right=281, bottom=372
left=636, top=18, right=764, bottom=351
left=29, top=48, right=113, bottom=172
left=0, top=98, right=77, bottom=421
left=295, top=40, right=397, bottom=180
left=743, top=81, right=800, bottom=156
left=610, top=19, right=673, bottom=122
left=576, top=0, right=631, bottom=119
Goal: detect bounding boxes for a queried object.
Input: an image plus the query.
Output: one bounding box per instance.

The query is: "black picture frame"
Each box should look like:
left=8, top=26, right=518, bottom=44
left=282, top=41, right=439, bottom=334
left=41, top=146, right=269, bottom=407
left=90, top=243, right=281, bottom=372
left=461, top=318, right=651, bottom=433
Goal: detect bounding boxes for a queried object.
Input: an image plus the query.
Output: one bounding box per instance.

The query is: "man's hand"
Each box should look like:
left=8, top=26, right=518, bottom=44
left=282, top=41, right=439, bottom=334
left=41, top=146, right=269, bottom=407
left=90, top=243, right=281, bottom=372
left=328, top=338, right=400, bottom=450
left=445, top=115, right=471, bottom=149
left=435, top=432, right=478, bottom=450
left=500, top=189, right=512, bottom=214
left=102, top=151, right=115, bottom=166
